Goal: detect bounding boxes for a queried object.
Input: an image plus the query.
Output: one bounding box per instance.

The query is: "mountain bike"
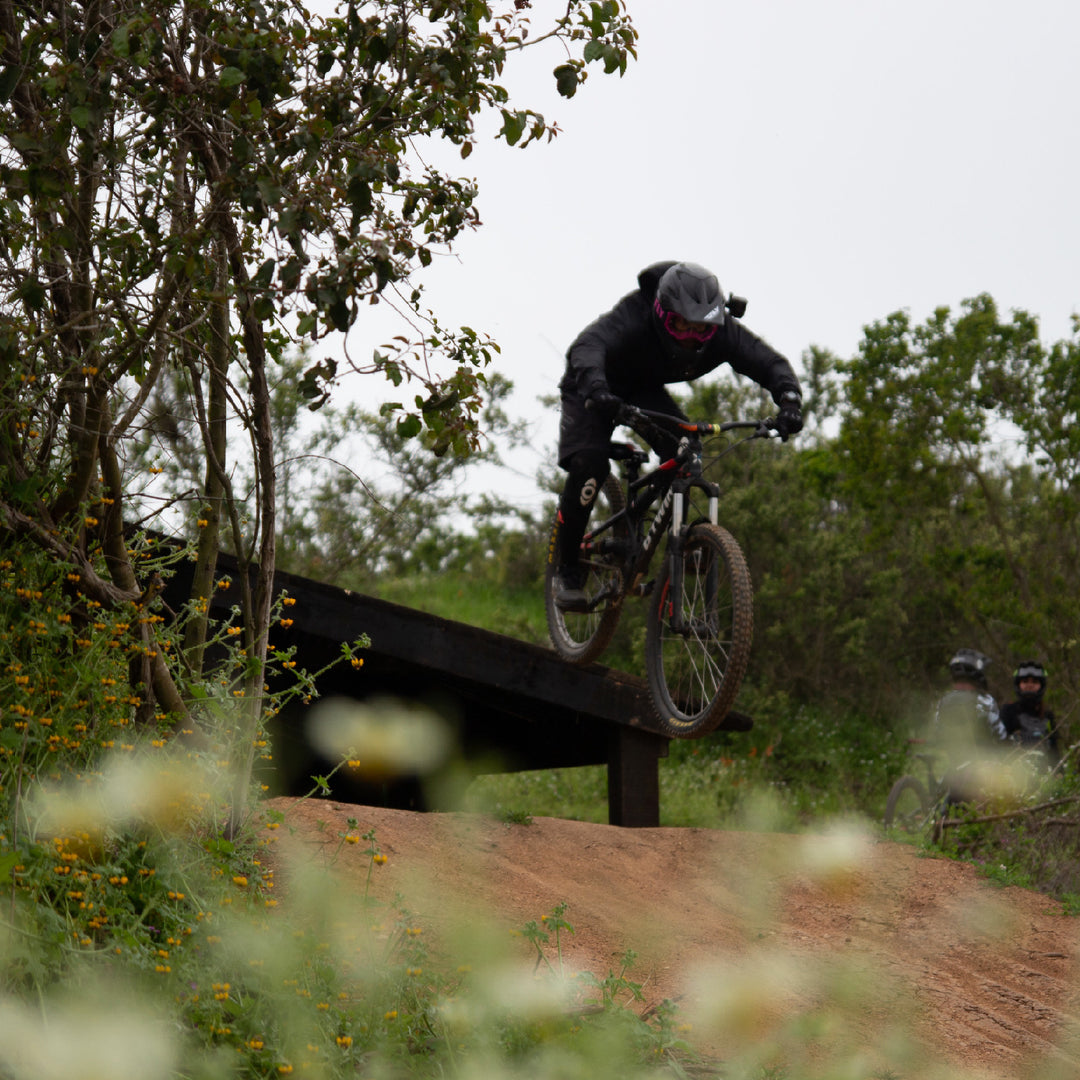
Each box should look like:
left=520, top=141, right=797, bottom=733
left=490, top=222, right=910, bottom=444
left=883, top=740, right=1054, bottom=842
left=544, top=405, right=779, bottom=738
left=883, top=749, right=949, bottom=839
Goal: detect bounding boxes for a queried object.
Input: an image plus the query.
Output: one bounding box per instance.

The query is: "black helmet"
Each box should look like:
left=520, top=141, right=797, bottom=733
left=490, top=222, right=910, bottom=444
left=948, top=648, right=991, bottom=688
left=652, top=262, right=725, bottom=354
left=1013, top=659, right=1047, bottom=702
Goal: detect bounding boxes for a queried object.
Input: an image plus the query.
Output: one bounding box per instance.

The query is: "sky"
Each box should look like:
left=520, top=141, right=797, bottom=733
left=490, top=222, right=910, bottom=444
left=335, top=0, right=1080, bottom=519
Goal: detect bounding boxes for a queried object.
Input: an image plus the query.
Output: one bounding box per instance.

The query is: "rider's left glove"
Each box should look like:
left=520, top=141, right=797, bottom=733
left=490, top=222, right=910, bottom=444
left=774, top=391, right=803, bottom=441
left=586, top=388, right=624, bottom=420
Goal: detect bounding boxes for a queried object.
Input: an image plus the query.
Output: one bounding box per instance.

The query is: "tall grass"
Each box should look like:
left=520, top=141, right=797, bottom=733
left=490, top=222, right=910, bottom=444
left=465, top=703, right=913, bottom=831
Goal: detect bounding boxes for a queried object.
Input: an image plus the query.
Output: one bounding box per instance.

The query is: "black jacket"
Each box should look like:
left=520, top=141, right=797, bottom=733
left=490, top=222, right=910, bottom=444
left=559, top=262, right=802, bottom=405
left=1000, top=699, right=1058, bottom=751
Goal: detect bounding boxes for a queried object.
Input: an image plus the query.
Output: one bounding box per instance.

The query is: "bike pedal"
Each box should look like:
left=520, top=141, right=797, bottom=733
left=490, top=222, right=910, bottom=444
left=634, top=578, right=655, bottom=598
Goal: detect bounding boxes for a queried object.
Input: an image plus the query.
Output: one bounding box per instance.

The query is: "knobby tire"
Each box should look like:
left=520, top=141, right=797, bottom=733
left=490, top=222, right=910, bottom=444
left=545, top=475, right=627, bottom=666
left=645, top=522, right=753, bottom=738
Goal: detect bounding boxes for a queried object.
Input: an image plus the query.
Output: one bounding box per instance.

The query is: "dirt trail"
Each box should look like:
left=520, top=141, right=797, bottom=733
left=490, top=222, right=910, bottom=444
left=265, top=800, right=1080, bottom=1078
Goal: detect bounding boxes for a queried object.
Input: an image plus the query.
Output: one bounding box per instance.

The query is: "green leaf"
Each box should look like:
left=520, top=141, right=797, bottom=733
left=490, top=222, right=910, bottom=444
left=499, top=109, right=526, bottom=146
left=0, top=66, right=20, bottom=103
left=329, top=298, right=350, bottom=331
left=70, top=105, right=92, bottom=129
left=396, top=413, right=422, bottom=439
left=583, top=39, right=605, bottom=63
left=257, top=178, right=280, bottom=206
left=219, top=66, right=246, bottom=88
left=111, top=25, right=130, bottom=58
left=553, top=64, right=579, bottom=99
left=17, top=276, right=46, bottom=311
left=253, top=258, right=276, bottom=289
left=383, top=359, right=402, bottom=385
left=347, top=176, right=372, bottom=216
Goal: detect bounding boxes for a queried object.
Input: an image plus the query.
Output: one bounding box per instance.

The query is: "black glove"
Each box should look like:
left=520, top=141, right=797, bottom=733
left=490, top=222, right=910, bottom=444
left=774, top=391, right=803, bottom=441
left=585, top=388, right=623, bottom=420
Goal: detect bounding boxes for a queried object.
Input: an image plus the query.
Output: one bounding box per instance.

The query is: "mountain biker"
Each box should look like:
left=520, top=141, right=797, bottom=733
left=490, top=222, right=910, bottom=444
left=932, top=647, right=1008, bottom=803
left=553, top=260, right=804, bottom=611
left=1000, top=660, right=1059, bottom=767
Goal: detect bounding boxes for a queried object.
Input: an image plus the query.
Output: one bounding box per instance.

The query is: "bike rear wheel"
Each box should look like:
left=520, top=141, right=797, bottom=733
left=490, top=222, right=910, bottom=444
left=645, top=522, right=753, bottom=737
left=883, top=775, right=930, bottom=832
left=545, top=475, right=628, bottom=665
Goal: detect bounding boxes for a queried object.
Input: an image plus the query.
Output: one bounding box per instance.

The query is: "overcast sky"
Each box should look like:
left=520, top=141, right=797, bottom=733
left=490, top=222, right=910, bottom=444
left=338, top=0, right=1080, bottom=517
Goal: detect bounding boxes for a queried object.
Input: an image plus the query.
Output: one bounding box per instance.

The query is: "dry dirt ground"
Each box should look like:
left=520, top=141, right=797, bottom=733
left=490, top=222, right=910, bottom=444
left=265, top=798, right=1080, bottom=1079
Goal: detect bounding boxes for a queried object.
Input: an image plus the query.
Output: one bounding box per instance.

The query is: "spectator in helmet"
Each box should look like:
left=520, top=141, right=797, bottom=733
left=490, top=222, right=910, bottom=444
left=932, top=648, right=1008, bottom=803
left=552, top=260, right=803, bottom=611
left=1001, top=660, right=1059, bottom=766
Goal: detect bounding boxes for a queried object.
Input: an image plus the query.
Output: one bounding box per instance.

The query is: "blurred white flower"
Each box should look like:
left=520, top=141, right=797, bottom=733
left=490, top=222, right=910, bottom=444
left=797, top=820, right=873, bottom=898
left=29, top=752, right=225, bottom=840
left=0, top=994, right=176, bottom=1080
left=689, top=952, right=813, bottom=1045
left=307, top=696, right=454, bottom=779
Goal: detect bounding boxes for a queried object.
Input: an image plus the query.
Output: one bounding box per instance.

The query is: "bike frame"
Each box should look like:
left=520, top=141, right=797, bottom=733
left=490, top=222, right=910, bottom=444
left=580, top=414, right=772, bottom=627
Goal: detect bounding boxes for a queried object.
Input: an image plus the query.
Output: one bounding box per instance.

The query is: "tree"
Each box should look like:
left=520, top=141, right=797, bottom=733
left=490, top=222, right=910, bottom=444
left=0, top=0, right=637, bottom=830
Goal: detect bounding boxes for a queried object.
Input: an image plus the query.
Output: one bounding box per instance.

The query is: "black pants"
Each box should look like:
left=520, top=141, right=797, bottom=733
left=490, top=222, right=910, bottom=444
left=555, top=386, right=686, bottom=568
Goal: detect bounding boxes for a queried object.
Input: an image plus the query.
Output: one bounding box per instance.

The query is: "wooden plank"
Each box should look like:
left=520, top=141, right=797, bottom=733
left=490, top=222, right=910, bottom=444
left=265, top=569, right=659, bottom=729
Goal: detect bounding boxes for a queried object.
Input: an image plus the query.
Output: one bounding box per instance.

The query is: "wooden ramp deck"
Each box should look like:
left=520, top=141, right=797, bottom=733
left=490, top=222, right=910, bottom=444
left=170, top=557, right=751, bottom=827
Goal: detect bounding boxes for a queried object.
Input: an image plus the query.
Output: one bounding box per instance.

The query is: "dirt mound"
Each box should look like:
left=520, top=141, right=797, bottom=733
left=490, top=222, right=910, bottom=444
left=265, top=799, right=1080, bottom=1078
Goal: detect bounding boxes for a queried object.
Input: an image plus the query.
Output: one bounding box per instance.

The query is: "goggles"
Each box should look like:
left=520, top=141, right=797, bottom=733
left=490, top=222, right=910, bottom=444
left=654, top=298, right=718, bottom=344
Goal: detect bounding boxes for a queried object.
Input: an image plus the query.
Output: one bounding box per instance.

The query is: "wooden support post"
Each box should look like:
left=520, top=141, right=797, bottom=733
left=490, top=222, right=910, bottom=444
left=607, top=726, right=669, bottom=827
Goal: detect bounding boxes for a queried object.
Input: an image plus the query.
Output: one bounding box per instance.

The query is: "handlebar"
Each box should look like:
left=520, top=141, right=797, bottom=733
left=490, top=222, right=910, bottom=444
left=615, top=403, right=780, bottom=440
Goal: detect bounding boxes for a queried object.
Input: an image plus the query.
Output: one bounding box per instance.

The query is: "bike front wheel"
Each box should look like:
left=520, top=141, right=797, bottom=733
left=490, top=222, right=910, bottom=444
left=545, top=475, right=627, bottom=666
left=645, top=522, right=753, bottom=737
left=883, top=775, right=930, bottom=832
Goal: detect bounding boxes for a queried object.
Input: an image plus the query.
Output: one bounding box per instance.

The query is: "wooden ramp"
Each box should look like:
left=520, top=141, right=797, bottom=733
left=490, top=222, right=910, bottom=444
left=170, top=558, right=751, bottom=827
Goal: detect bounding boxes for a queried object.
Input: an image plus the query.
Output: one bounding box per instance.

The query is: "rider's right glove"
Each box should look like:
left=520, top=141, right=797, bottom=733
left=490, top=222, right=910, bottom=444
left=585, top=388, right=624, bottom=420
left=774, top=390, right=803, bottom=441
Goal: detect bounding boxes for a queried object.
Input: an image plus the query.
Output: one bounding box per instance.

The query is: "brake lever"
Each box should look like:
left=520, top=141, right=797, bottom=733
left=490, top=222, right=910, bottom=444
left=616, top=403, right=647, bottom=427
left=763, top=417, right=785, bottom=440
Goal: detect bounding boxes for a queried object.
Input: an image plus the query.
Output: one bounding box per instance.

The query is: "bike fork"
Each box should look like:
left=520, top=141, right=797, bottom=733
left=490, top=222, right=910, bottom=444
left=663, top=492, right=687, bottom=633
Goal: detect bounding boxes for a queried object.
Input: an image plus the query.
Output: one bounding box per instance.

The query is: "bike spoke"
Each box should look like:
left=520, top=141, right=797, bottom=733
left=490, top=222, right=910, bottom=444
left=647, top=523, right=754, bottom=736
left=545, top=475, right=628, bottom=666
left=661, top=550, right=728, bottom=712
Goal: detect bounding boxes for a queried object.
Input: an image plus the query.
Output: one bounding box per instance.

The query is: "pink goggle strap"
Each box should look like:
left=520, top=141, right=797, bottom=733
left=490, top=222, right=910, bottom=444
left=654, top=297, right=718, bottom=344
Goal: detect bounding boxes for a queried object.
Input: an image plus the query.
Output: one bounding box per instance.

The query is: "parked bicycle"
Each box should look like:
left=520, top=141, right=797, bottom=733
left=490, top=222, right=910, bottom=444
left=883, top=748, right=949, bottom=839
left=544, top=404, right=779, bottom=738
left=883, top=740, right=1057, bottom=840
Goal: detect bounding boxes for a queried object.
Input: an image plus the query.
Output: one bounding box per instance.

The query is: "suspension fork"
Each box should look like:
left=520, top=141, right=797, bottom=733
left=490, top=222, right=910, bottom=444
left=662, top=480, right=720, bottom=632
left=663, top=491, right=688, bottom=633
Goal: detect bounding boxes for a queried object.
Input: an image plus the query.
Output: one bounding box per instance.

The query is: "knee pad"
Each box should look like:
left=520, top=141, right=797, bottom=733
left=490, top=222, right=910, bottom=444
left=562, top=451, right=610, bottom=511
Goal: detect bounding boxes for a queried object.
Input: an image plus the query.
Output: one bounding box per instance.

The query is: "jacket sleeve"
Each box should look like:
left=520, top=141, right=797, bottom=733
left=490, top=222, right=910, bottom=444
left=722, top=320, right=802, bottom=404
left=563, top=295, right=638, bottom=399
